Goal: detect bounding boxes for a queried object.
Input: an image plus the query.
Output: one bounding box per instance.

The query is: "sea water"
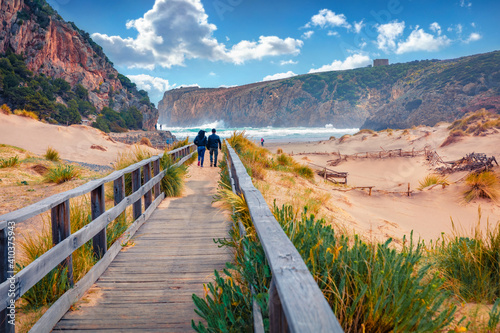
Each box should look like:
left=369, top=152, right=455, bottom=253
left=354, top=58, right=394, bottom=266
left=158, top=121, right=359, bottom=143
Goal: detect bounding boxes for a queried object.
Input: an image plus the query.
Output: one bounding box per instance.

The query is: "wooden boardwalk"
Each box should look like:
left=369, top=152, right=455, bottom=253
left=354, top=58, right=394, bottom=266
left=52, top=179, right=231, bottom=332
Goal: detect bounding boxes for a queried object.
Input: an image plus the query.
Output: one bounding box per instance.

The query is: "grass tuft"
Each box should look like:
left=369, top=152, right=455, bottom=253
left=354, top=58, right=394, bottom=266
left=140, top=137, right=152, bottom=147
left=354, top=129, right=376, bottom=136
left=276, top=148, right=283, bottom=154
left=14, top=109, right=39, bottom=120
left=1, top=104, right=11, bottom=115
left=44, top=165, right=79, bottom=184
left=44, top=146, right=60, bottom=162
left=463, top=171, right=499, bottom=203
left=160, top=154, right=188, bottom=197
left=441, top=129, right=467, bottom=147
left=0, top=156, right=19, bottom=168
left=418, top=174, right=449, bottom=190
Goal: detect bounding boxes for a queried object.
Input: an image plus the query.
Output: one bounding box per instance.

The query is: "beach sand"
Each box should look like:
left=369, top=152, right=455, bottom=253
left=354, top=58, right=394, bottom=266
left=266, top=125, right=500, bottom=242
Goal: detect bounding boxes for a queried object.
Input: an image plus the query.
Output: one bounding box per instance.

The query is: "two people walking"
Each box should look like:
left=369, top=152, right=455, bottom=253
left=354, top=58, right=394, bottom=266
left=194, top=128, right=222, bottom=167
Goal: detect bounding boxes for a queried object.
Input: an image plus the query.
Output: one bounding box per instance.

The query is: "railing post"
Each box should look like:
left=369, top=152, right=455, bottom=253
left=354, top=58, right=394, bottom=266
left=153, top=159, right=161, bottom=198
left=113, top=175, right=126, bottom=227
left=269, top=278, right=288, bottom=333
left=1, top=227, right=14, bottom=333
left=144, top=162, right=152, bottom=210
left=132, top=168, right=142, bottom=220
left=91, top=185, right=107, bottom=259
left=51, top=200, right=74, bottom=286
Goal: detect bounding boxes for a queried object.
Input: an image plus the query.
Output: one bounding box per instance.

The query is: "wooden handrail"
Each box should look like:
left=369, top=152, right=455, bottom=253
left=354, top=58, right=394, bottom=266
left=0, top=143, right=195, bottom=332
left=225, top=143, right=343, bottom=333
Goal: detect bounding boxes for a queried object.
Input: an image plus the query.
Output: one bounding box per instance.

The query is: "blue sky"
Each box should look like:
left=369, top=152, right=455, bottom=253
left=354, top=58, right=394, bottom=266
left=47, top=0, right=500, bottom=105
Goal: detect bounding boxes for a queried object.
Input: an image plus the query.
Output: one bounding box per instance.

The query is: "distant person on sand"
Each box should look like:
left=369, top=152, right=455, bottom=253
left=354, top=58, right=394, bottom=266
left=261, top=138, right=264, bottom=147
left=207, top=128, right=222, bottom=167
left=194, top=130, right=208, bottom=167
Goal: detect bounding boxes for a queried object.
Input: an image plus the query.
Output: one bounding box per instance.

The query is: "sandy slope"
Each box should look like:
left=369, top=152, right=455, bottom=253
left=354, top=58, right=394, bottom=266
left=266, top=125, right=500, bottom=242
left=0, top=113, right=160, bottom=166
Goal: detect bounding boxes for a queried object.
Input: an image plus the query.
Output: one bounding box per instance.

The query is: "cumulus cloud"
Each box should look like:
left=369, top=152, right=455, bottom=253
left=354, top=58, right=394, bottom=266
left=327, top=31, right=339, bottom=36
left=430, top=22, right=441, bottom=35
left=376, top=20, right=405, bottom=52
left=396, top=27, right=451, bottom=54
left=464, top=32, right=481, bottom=43
left=302, top=30, right=314, bottom=39
left=262, top=71, right=297, bottom=81
left=127, top=74, right=175, bottom=103
left=280, top=59, right=298, bottom=65
left=460, top=0, right=472, bottom=7
left=305, top=9, right=351, bottom=29
left=353, top=20, right=365, bottom=33
left=92, top=0, right=303, bottom=68
left=308, top=53, right=371, bottom=73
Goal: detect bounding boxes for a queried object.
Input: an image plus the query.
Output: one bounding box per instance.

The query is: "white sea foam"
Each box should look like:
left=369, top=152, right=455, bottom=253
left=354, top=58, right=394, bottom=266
left=158, top=121, right=359, bottom=143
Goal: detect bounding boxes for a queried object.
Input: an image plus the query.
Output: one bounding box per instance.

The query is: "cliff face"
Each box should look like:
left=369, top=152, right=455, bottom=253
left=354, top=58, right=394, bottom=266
left=0, top=0, right=158, bottom=130
left=158, top=51, right=500, bottom=130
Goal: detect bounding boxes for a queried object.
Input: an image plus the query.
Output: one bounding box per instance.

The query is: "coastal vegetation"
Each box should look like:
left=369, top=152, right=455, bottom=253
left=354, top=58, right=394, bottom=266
left=192, top=132, right=500, bottom=333
left=463, top=171, right=500, bottom=203
left=44, top=146, right=60, bottom=162
left=418, top=174, right=449, bottom=190
left=44, top=165, right=79, bottom=184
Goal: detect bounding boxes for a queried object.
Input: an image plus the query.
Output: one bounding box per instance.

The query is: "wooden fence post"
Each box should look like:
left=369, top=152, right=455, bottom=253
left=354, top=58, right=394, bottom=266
left=1, top=227, right=14, bottom=333
left=144, top=162, right=152, bottom=210
left=51, top=200, right=74, bottom=286
left=114, top=175, right=126, bottom=227
left=132, top=168, right=142, bottom=220
left=91, top=185, right=107, bottom=259
left=153, top=159, right=160, bottom=198
left=269, top=278, right=288, bottom=333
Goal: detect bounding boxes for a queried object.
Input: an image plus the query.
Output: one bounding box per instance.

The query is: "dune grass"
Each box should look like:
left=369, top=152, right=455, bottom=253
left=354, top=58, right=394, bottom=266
left=44, top=147, right=60, bottom=162
left=418, top=174, right=450, bottom=190
left=160, top=154, right=188, bottom=197
left=463, top=171, right=499, bottom=203
left=14, top=109, right=38, bottom=120
left=354, top=129, right=376, bottom=136
left=0, top=155, right=19, bottom=168
left=430, top=209, right=500, bottom=304
left=44, top=165, right=79, bottom=184
left=449, top=108, right=500, bottom=135
left=1, top=104, right=11, bottom=115
left=139, top=137, right=153, bottom=147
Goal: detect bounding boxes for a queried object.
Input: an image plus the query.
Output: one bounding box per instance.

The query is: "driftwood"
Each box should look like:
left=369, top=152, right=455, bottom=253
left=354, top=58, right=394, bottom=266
left=327, top=147, right=430, bottom=166
left=308, top=163, right=348, bottom=184
left=436, top=153, right=498, bottom=173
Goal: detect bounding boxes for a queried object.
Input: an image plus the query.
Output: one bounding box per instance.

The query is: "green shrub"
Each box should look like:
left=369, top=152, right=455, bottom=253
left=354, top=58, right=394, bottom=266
left=44, top=165, right=79, bottom=184
left=276, top=153, right=294, bottom=166
left=44, top=146, right=60, bottom=162
left=293, top=165, right=314, bottom=180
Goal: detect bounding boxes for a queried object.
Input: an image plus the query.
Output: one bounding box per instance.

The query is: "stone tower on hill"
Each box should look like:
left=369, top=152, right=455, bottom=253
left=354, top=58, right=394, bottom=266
left=373, top=59, right=389, bottom=67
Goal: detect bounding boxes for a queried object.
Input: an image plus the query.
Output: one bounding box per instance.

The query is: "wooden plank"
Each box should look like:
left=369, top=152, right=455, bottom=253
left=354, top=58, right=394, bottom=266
left=144, top=162, right=152, bottom=210
left=51, top=200, right=74, bottom=286
left=28, top=193, right=164, bottom=333
left=91, top=185, right=107, bottom=259
left=0, top=170, right=167, bottom=311
left=0, top=144, right=194, bottom=225
left=226, top=144, right=343, bottom=333
left=132, top=168, right=142, bottom=220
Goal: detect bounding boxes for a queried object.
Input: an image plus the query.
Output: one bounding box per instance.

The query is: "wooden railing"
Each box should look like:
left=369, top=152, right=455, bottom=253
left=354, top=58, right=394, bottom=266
left=0, top=144, right=195, bottom=333
left=225, top=143, right=343, bottom=333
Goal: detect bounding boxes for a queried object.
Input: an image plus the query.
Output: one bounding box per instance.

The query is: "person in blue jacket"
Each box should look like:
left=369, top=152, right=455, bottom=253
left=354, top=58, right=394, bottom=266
left=206, top=128, right=222, bottom=167
left=193, top=130, right=208, bottom=167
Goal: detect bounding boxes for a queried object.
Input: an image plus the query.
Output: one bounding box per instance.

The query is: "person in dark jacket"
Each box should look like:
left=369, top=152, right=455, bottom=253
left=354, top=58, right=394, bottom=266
left=206, top=128, right=222, bottom=167
left=193, top=130, right=208, bottom=167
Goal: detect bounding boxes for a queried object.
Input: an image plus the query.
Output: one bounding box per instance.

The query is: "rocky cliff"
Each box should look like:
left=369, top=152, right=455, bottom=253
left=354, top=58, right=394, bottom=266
left=0, top=0, right=158, bottom=130
left=158, top=51, right=500, bottom=130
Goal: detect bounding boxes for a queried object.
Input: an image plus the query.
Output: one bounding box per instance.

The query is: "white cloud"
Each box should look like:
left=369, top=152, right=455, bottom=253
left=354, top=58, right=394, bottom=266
left=302, top=30, right=314, bottom=39
left=262, top=71, right=297, bottom=81
left=464, top=32, right=482, bottom=43
left=396, top=27, right=451, bottom=54
left=305, top=9, right=351, bottom=29
left=327, top=31, right=339, bottom=36
left=308, top=53, right=371, bottom=73
left=430, top=22, right=441, bottom=35
left=92, top=0, right=303, bottom=68
left=280, top=59, right=298, bottom=65
left=127, top=74, right=175, bottom=104
left=209, top=72, right=216, bottom=76
left=353, top=20, right=365, bottom=33
left=456, top=23, right=463, bottom=34
left=376, top=20, right=405, bottom=52
left=460, top=0, right=472, bottom=7
left=471, top=22, right=476, bottom=28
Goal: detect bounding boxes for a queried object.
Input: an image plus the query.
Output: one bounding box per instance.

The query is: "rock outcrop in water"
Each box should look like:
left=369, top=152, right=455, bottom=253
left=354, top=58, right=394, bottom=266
left=158, top=51, right=500, bottom=130
left=0, top=0, right=158, bottom=130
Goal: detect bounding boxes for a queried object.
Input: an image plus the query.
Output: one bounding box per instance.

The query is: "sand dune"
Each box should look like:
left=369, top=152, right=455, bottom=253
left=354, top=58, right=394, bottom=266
left=0, top=113, right=160, bottom=166
left=267, top=125, right=500, bottom=242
